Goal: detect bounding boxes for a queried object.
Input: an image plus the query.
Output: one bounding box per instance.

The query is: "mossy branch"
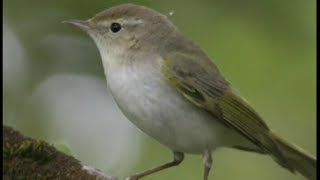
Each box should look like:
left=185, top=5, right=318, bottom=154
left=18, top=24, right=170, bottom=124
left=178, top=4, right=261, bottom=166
left=3, top=126, right=118, bottom=180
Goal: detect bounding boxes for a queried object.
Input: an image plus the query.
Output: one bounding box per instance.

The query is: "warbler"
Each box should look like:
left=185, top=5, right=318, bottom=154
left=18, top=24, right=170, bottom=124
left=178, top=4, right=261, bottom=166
left=64, top=4, right=316, bottom=180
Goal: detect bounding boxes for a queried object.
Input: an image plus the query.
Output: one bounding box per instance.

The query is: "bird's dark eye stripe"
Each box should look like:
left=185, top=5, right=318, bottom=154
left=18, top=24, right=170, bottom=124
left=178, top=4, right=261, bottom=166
left=110, top=22, right=122, bottom=33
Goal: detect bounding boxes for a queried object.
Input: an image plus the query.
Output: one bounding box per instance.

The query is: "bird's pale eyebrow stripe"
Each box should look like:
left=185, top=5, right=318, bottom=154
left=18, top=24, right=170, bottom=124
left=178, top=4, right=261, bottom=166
left=96, top=18, right=144, bottom=27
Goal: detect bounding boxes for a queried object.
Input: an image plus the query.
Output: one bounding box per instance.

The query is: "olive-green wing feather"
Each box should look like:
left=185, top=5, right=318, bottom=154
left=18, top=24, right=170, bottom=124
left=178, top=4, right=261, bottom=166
left=162, top=51, right=318, bottom=179
left=162, top=52, right=290, bottom=168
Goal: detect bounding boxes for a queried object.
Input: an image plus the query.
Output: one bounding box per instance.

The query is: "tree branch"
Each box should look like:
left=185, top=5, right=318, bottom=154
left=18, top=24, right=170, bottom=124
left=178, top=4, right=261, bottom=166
left=3, top=126, right=118, bottom=180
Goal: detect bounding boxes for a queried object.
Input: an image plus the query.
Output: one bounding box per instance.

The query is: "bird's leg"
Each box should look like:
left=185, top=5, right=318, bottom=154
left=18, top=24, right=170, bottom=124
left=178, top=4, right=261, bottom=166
left=203, top=150, right=212, bottom=180
left=127, top=151, right=184, bottom=180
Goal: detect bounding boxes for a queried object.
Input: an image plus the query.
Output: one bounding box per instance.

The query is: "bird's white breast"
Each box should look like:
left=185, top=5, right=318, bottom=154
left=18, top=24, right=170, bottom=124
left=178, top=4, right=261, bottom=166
left=100, top=52, right=241, bottom=154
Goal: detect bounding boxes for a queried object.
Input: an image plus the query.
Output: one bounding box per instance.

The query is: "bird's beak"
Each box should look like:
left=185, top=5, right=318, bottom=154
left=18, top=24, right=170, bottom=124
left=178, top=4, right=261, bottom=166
left=63, top=19, right=92, bottom=31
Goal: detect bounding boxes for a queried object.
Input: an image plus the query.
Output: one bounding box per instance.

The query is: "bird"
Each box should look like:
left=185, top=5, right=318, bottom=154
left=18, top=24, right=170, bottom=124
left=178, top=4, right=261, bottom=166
left=64, top=3, right=316, bottom=180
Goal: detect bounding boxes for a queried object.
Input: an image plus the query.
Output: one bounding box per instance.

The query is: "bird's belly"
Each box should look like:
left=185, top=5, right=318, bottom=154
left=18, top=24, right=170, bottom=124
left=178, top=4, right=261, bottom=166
left=107, top=75, right=240, bottom=154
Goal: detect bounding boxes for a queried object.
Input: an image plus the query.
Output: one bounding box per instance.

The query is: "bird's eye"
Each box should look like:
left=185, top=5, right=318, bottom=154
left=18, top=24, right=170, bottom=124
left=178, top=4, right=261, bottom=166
left=110, top=22, right=122, bottom=33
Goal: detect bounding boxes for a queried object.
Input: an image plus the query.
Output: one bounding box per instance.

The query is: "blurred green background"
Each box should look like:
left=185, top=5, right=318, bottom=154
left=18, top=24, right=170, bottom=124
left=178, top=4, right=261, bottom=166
left=3, top=0, right=316, bottom=180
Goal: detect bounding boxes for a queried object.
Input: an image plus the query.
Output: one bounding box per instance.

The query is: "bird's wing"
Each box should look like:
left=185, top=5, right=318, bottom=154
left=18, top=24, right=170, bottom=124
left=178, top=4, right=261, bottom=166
left=162, top=52, right=289, bottom=165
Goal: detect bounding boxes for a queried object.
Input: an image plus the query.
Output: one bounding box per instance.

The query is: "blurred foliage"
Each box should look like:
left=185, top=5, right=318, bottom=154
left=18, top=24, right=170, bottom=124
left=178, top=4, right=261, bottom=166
left=3, top=0, right=315, bottom=180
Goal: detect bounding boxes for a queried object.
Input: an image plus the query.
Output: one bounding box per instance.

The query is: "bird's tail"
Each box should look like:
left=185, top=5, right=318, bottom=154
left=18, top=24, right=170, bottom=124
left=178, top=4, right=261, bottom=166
left=270, top=132, right=316, bottom=180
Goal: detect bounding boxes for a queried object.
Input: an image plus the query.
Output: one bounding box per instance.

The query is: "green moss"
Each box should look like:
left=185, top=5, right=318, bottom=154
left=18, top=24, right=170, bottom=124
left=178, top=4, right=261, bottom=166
left=53, top=142, right=73, bottom=156
left=4, top=140, right=55, bottom=162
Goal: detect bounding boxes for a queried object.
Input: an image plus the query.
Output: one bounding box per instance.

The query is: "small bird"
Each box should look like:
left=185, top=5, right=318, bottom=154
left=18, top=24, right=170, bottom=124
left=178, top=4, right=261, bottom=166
left=64, top=4, right=316, bottom=180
